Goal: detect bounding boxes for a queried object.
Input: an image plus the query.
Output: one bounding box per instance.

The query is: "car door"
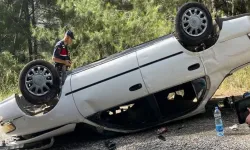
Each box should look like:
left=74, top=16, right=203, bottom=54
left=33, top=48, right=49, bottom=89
left=69, top=52, right=149, bottom=117
left=136, top=35, right=206, bottom=94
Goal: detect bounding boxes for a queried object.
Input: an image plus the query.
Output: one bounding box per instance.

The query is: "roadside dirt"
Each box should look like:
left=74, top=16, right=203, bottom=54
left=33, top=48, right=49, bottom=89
left=213, top=88, right=247, bottom=99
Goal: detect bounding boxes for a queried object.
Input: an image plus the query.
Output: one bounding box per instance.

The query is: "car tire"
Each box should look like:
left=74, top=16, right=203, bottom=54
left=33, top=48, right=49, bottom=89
left=19, top=59, right=60, bottom=105
left=175, top=2, right=213, bottom=46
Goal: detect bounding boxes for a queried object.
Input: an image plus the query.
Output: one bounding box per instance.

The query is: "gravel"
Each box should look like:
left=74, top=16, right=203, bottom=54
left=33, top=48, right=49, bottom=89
left=1, top=99, right=250, bottom=150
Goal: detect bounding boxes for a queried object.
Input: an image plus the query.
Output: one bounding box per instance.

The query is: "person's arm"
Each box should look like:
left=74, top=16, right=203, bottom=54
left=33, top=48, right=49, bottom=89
left=52, top=56, right=71, bottom=66
left=246, top=108, right=250, bottom=125
left=52, top=57, right=66, bottom=65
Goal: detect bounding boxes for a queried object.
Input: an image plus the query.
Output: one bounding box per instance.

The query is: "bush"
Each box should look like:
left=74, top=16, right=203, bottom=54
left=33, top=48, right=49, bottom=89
left=0, top=51, right=24, bottom=100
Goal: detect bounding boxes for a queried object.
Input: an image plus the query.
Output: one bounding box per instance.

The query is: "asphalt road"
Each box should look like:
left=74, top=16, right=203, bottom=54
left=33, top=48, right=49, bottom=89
left=2, top=98, right=250, bottom=150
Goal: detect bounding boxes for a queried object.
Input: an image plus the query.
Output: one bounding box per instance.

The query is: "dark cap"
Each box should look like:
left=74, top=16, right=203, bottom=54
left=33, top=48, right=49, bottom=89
left=66, top=30, right=74, bottom=39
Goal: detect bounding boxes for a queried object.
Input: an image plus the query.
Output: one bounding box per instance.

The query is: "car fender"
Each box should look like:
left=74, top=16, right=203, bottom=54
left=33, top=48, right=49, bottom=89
left=217, top=14, right=250, bottom=43
left=0, top=95, right=25, bottom=123
left=0, top=76, right=82, bottom=136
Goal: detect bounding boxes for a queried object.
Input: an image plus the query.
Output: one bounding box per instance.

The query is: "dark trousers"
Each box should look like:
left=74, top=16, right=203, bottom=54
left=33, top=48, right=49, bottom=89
left=54, top=63, right=68, bottom=87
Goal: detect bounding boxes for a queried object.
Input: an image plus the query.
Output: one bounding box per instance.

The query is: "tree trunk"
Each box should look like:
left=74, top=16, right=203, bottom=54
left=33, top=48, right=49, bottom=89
left=232, top=0, right=235, bottom=15
left=13, top=1, right=24, bottom=56
left=241, top=0, right=247, bottom=13
left=211, top=0, right=216, bottom=17
left=245, top=0, right=249, bottom=12
left=221, top=0, right=230, bottom=16
left=23, top=0, right=33, bottom=61
left=31, top=0, right=38, bottom=59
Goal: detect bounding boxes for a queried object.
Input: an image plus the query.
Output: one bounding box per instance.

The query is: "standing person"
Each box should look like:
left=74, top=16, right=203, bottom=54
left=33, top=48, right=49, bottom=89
left=52, top=30, right=74, bottom=87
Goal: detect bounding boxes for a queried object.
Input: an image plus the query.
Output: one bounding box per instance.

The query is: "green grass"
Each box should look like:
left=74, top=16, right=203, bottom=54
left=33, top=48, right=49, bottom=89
left=0, top=87, right=19, bottom=101
left=0, top=51, right=51, bottom=102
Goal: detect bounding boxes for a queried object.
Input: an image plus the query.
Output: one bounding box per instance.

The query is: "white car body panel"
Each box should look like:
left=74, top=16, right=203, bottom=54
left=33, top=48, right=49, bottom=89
left=71, top=52, right=149, bottom=117
left=217, top=16, right=250, bottom=43
left=136, top=36, right=205, bottom=94
left=200, top=17, right=250, bottom=99
left=190, top=16, right=250, bottom=119
left=72, top=70, right=149, bottom=117
left=70, top=52, right=140, bottom=91
left=9, top=94, right=79, bottom=136
left=0, top=95, right=24, bottom=122
left=1, top=78, right=81, bottom=136
left=1, top=13, right=250, bottom=149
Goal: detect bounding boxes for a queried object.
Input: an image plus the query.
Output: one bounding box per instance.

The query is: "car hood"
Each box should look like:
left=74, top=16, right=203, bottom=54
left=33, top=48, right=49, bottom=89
left=0, top=94, right=24, bottom=123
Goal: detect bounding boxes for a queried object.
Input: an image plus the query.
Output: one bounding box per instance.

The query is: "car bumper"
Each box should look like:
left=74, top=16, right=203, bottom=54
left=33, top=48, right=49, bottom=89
left=0, top=94, right=24, bottom=121
left=0, top=93, right=76, bottom=148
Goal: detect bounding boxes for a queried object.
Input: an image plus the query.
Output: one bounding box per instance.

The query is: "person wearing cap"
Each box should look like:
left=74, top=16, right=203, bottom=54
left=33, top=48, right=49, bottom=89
left=52, top=30, right=74, bottom=67
left=52, top=30, right=74, bottom=86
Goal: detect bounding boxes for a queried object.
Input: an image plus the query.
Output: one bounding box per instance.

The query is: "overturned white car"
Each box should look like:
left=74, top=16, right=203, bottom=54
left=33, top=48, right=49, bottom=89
left=1, top=2, right=250, bottom=149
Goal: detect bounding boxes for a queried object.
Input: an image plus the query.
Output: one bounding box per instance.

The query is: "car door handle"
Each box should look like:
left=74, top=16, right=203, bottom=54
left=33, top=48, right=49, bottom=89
left=188, top=63, right=200, bottom=71
left=129, top=83, right=142, bottom=91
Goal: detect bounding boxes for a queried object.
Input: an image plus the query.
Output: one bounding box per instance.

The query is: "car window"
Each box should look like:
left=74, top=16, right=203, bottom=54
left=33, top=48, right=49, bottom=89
left=191, top=77, right=207, bottom=101
left=87, top=96, right=159, bottom=130
left=87, top=77, right=208, bottom=129
left=154, top=77, right=207, bottom=118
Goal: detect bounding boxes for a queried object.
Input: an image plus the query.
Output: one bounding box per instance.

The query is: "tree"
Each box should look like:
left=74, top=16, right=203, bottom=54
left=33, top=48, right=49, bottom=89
left=1, top=0, right=250, bottom=100
left=23, top=0, right=33, bottom=61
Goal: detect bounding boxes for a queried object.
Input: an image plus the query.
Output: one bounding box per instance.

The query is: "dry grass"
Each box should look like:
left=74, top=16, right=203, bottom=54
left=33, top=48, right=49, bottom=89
left=214, top=66, right=250, bottom=98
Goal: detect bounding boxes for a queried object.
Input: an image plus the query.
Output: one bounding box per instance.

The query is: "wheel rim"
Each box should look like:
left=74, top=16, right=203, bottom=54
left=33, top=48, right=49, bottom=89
left=25, top=65, right=53, bottom=96
left=181, top=7, right=208, bottom=37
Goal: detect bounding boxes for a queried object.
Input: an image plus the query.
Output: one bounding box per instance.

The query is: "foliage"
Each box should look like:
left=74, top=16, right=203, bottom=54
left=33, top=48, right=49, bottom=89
left=0, top=51, right=24, bottom=100
left=1, top=0, right=250, bottom=100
